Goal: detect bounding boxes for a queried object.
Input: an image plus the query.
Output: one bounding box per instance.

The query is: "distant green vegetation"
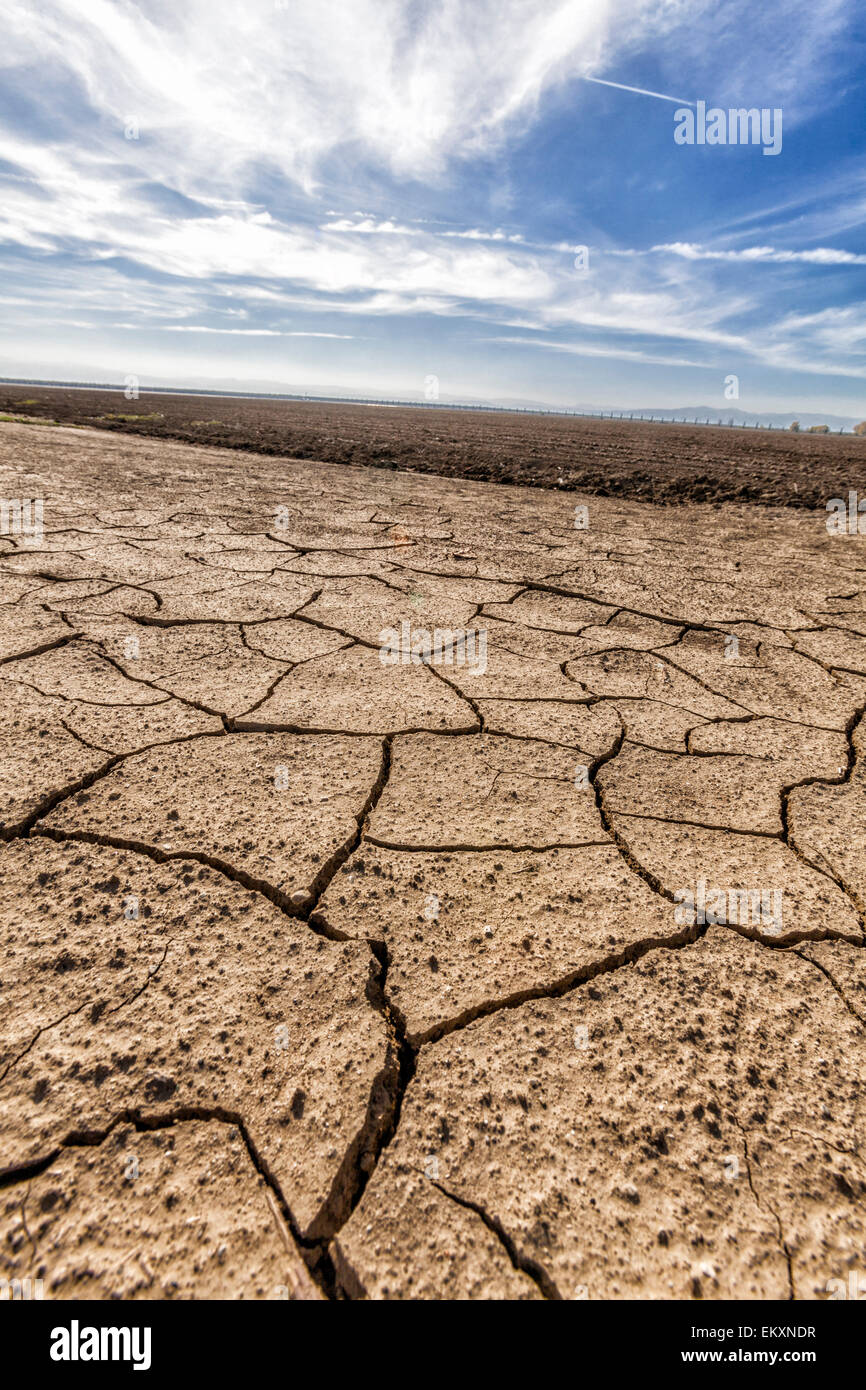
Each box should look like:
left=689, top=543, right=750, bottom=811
left=99, top=412, right=165, bottom=423
left=0, top=412, right=58, bottom=425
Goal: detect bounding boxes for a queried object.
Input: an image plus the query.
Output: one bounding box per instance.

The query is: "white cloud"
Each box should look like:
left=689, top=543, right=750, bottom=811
left=485, top=335, right=705, bottom=368
left=112, top=324, right=356, bottom=337
left=651, top=242, right=866, bottom=267
left=2, top=0, right=670, bottom=189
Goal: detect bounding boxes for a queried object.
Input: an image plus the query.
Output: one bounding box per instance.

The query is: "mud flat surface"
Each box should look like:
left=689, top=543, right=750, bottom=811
left=2, top=383, right=866, bottom=509
left=0, top=420, right=864, bottom=1301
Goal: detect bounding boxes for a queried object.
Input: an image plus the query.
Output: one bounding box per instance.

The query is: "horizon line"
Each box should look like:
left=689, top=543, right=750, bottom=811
left=0, top=376, right=858, bottom=430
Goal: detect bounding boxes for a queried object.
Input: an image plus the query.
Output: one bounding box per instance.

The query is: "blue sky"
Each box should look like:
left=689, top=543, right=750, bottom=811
left=1, top=0, right=866, bottom=414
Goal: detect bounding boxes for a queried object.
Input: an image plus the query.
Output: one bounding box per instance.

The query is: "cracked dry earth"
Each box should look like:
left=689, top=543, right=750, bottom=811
left=1, top=421, right=865, bottom=1303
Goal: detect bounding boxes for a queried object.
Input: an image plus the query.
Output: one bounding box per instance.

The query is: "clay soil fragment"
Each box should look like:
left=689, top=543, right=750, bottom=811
left=238, top=643, right=475, bottom=734
left=315, top=841, right=689, bottom=1044
left=41, top=732, right=383, bottom=911
left=367, top=732, right=605, bottom=848
left=333, top=930, right=866, bottom=1300
left=0, top=838, right=391, bottom=1241
left=0, top=1121, right=320, bottom=1300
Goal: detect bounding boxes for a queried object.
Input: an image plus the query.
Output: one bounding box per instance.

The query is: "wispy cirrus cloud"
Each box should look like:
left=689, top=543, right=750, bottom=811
left=649, top=242, right=866, bottom=267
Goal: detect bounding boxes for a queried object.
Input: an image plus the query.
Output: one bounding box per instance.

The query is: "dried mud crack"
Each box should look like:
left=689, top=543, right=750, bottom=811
left=1, top=419, right=865, bottom=1302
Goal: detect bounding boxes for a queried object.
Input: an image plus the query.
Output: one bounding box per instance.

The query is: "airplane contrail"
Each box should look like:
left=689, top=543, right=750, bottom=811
left=582, top=76, right=695, bottom=106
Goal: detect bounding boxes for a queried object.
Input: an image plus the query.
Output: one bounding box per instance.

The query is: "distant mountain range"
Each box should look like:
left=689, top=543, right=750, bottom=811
left=457, top=399, right=863, bottom=430
left=623, top=405, right=861, bottom=431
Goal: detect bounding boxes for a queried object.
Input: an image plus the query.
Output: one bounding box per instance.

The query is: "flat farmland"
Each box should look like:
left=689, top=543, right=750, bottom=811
left=2, top=383, right=865, bottom=508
